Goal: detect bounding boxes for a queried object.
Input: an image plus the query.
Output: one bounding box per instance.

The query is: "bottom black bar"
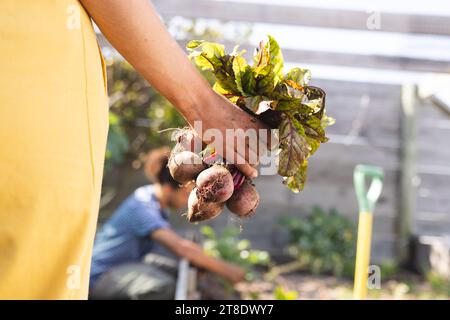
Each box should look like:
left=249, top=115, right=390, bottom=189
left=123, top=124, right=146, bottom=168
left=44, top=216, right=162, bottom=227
left=0, top=300, right=448, bottom=319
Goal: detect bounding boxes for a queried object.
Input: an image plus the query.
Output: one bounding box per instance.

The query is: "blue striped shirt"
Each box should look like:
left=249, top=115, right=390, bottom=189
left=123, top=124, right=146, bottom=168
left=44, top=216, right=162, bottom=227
left=89, top=185, right=169, bottom=286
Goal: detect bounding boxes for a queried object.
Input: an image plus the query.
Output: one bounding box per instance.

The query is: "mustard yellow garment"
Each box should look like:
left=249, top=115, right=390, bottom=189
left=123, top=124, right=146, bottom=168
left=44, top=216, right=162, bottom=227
left=0, top=1, right=108, bottom=299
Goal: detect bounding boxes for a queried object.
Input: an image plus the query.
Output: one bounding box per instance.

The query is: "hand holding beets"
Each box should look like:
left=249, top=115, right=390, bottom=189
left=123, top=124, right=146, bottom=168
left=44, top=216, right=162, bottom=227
left=168, top=128, right=260, bottom=223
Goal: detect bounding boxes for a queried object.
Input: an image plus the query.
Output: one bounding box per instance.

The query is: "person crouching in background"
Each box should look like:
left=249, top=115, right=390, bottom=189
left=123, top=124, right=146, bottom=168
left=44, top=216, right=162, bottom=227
left=89, top=147, right=245, bottom=299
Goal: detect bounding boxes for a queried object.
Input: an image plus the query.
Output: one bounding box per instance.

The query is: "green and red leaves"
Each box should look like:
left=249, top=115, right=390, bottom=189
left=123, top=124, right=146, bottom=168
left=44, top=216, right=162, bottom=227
left=187, top=40, right=238, bottom=94
left=253, top=35, right=284, bottom=94
left=186, top=40, right=225, bottom=71
left=278, top=114, right=310, bottom=177
left=187, top=36, right=333, bottom=192
left=284, top=160, right=308, bottom=193
left=232, top=54, right=256, bottom=95
left=284, top=67, right=311, bottom=87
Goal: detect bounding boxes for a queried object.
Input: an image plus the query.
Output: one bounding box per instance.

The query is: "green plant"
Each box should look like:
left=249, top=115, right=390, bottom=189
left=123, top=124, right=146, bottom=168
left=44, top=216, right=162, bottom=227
left=200, top=225, right=270, bottom=280
left=248, top=291, right=260, bottom=300
left=187, top=36, right=334, bottom=192
left=104, top=59, right=187, bottom=172
left=279, top=206, right=356, bottom=277
left=105, top=112, right=130, bottom=172
left=426, top=272, right=450, bottom=296
left=273, top=286, right=298, bottom=300
left=379, top=260, right=398, bottom=280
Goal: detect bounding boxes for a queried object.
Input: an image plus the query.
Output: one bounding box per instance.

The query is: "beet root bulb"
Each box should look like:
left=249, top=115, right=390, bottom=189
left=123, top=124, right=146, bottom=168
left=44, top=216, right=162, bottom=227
left=168, top=151, right=206, bottom=184
left=187, top=189, right=223, bottom=222
left=196, top=165, right=234, bottom=203
left=174, top=128, right=203, bottom=153
left=226, top=180, right=259, bottom=218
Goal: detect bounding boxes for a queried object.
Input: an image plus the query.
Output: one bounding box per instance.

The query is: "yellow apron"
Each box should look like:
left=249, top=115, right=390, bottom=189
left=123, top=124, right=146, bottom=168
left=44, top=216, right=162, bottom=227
left=0, top=0, right=108, bottom=299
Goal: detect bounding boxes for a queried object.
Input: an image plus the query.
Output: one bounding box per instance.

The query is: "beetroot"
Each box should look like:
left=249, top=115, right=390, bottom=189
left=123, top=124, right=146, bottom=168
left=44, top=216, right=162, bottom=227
left=230, top=167, right=246, bottom=189
left=196, top=165, right=234, bottom=203
left=226, top=180, right=259, bottom=218
left=187, top=189, right=223, bottom=222
left=168, top=151, right=206, bottom=184
left=174, top=128, right=203, bottom=153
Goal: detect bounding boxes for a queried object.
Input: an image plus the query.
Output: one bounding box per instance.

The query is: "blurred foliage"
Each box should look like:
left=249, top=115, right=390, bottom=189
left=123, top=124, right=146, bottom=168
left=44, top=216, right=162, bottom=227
left=273, top=286, right=298, bottom=300
left=279, top=206, right=356, bottom=277
left=167, top=17, right=252, bottom=44
left=201, top=225, right=270, bottom=281
left=426, top=271, right=450, bottom=296
left=104, top=59, right=187, bottom=171
left=379, top=260, right=399, bottom=280
left=104, top=112, right=130, bottom=172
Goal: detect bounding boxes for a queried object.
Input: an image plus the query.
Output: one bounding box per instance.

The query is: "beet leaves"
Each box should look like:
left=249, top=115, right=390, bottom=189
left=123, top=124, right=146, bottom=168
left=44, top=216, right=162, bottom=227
left=187, top=36, right=334, bottom=192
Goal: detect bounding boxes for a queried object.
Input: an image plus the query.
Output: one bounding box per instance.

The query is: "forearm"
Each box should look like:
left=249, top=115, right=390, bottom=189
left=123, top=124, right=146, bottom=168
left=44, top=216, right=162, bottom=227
left=152, top=229, right=244, bottom=282
left=79, top=0, right=211, bottom=121
left=81, top=0, right=267, bottom=177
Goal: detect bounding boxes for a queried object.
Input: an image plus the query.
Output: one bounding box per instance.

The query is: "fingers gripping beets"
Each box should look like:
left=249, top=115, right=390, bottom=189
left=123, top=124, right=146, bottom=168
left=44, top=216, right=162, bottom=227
left=167, top=129, right=261, bottom=223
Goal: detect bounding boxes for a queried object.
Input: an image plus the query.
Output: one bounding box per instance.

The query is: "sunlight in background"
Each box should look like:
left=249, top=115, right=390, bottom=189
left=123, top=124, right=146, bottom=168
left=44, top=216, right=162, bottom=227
left=100, top=0, right=450, bottom=84
left=212, top=0, right=450, bottom=16
left=166, top=16, right=450, bottom=84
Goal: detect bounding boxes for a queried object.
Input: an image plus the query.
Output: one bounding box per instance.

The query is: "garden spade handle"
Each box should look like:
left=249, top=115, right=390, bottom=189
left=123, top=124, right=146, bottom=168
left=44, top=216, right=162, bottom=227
left=353, top=165, right=384, bottom=300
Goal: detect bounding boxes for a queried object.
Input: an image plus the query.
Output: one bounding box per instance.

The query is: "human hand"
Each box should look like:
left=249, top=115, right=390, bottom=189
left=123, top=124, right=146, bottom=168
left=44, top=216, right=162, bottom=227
left=191, top=90, right=272, bottom=179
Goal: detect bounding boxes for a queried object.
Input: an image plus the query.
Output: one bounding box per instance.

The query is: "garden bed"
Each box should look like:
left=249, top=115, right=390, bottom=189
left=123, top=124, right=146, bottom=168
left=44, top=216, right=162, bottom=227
left=235, top=272, right=449, bottom=300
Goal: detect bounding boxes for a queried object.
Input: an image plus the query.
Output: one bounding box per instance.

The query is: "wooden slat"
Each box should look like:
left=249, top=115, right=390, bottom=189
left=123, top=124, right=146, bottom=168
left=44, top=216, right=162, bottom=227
left=98, top=32, right=449, bottom=78
left=416, top=211, right=450, bottom=223
left=416, top=96, right=450, bottom=170
left=255, top=164, right=400, bottom=217
left=152, top=0, right=450, bottom=36
left=417, top=127, right=450, bottom=168
left=313, top=79, right=402, bottom=99
left=418, top=196, right=450, bottom=214
left=310, top=142, right=400, bottom=169
left=179, top=39, right=450, bottom=73
left=287, top=185, right=399, bottom=218
left=415, top=221, right=450, bottom=236
left=281, top=48, right=450, bottom=74
left=418, top=172, right=450, bottom=195
left=323, top=94, right=401, bottom=146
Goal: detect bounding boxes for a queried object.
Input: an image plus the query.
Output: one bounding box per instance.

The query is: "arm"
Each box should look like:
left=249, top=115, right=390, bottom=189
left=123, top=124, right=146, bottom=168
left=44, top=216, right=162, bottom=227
left=151, top=228, right=245, bottom=283
left=79, top=0, right=269, bottom=178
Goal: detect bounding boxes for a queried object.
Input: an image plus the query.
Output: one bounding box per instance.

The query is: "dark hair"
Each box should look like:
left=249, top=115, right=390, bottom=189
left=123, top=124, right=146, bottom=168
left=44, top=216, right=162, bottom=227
left=144, top=147, right=179, bottom=189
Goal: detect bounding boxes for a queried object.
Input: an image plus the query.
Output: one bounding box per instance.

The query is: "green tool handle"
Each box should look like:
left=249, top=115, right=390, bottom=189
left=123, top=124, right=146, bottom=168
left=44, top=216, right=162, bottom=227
left=353, top=165, right=384, bottom=213
left=353, top=164, right=384, bottom=299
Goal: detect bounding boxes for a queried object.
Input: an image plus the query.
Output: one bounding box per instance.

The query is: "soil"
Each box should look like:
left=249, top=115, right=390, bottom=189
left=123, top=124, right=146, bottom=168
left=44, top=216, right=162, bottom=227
left=235, top=272, right=449, bottom=300
left=197, top=272, right=240, bottom=300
